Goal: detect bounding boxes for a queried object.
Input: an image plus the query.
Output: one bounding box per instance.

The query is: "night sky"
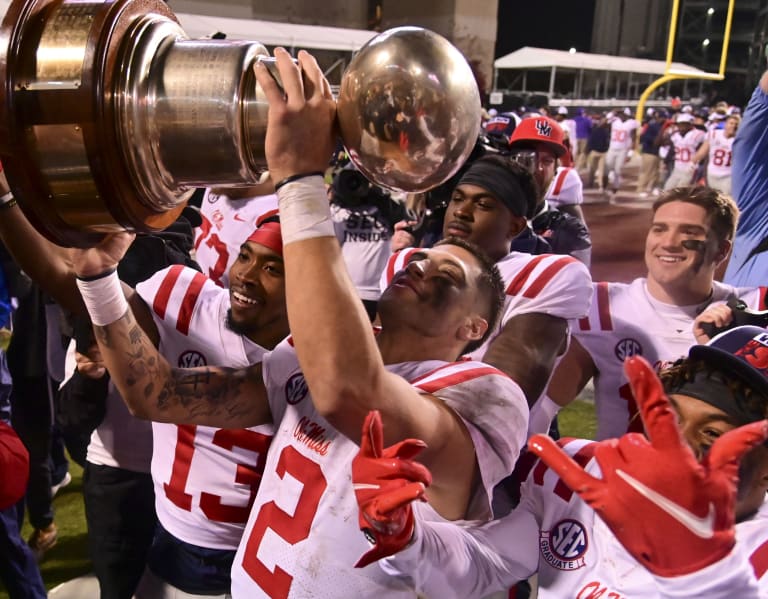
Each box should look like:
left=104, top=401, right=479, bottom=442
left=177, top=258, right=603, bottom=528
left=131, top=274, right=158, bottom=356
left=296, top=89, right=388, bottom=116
left=495, top=0, right=597, bottom=58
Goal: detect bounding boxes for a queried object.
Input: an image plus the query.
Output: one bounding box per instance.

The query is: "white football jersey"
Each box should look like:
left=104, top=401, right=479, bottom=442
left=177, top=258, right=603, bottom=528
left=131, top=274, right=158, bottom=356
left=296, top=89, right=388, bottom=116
left=706, top=128, right=736, bottom=178
left=545, top=167, right=583, bottom=209
left=574, top=278, right=766, bottom=440
left=737, top=498, right=768, bottom=593
left=136, top=265, right=274, bottom=550
left=380, top=250, right=593, bottom=361
left=608, top=118, right=639, bottom=151
left=194, top=189, right=278, bottom=287
left=670, top=128, right=706, bottom=170
left=229, top=338, right=528, bottom=598
left=382, top=439, right=765, bottom=598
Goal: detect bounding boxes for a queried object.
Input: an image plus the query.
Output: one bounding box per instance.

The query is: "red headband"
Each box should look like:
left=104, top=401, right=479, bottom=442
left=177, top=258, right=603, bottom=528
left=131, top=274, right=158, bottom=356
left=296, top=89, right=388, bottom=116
left=246, top=221, right=283, bottom=256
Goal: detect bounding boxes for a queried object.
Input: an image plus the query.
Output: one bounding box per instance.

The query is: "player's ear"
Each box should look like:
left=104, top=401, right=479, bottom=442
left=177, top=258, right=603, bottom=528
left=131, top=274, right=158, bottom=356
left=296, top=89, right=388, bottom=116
left=506, top=215, right=528, bottom=241
left=714, top=239, right=731, bottom=264
left=459, top=315, right=488, bottom=344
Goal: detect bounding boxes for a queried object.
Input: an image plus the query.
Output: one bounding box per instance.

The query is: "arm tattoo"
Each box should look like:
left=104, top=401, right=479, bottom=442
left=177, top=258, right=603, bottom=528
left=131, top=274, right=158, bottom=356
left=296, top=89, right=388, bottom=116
left=94, top=307, right=266, bottom=425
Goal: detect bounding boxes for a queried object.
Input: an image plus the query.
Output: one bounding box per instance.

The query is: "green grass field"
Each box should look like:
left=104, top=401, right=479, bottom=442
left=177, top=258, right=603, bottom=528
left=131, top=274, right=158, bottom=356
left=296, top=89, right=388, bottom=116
left=0, top=398, right=596, bottom=597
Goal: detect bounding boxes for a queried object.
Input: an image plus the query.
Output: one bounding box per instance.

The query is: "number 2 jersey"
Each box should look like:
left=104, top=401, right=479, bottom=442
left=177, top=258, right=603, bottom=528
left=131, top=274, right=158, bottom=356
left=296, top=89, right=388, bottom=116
left=229, top=338, right=529, bottom=598
left=574, top=278, right=766, bottom=440
left=380, top=438, right=767, bottom=598
left=135, top=265, right=274, bottom=550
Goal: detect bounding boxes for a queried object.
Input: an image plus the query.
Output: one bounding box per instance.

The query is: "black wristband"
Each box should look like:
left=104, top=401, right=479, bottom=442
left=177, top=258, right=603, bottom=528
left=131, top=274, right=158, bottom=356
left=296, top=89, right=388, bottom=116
left=0, top=198, right=17, bottom=211
left=273, top=171, right=324, bottom=192
left=76, top=267, right=117, bottom=282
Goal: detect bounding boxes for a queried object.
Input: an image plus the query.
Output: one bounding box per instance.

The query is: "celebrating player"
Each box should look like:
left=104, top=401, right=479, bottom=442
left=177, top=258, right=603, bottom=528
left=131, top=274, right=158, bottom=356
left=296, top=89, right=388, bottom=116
left=351, top=326, right=768, bottom=597
left=71, top=48, right=528, bottom=598
left=542, top=185, right=766, bottom=440
left=662, top=113, right=706, bottom=190
left=692, top=114, right=739, bottom=195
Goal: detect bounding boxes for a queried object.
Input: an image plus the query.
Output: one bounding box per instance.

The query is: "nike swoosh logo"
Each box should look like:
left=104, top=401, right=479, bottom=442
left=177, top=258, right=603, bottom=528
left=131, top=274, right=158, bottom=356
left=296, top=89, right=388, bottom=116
left=233, top=214, right=247, bottom=222
left=615, top=469, right=715, bottom=539
left=353, top=483, right=381, bottom=491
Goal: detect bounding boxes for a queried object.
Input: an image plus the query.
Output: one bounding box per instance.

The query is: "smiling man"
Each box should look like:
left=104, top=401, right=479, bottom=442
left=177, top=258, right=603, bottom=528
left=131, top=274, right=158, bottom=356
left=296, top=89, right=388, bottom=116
left=543, top=185, right=768, bottom=440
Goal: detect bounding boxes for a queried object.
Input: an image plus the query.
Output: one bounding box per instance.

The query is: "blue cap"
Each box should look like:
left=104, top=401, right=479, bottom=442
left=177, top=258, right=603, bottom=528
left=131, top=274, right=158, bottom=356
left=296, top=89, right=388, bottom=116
left=689, top=326, right=768, bottom=399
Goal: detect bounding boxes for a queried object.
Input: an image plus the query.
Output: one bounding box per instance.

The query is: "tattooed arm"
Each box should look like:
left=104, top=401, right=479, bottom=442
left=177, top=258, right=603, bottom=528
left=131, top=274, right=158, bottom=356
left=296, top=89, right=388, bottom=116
left=73, top=232, right=273, bottom=428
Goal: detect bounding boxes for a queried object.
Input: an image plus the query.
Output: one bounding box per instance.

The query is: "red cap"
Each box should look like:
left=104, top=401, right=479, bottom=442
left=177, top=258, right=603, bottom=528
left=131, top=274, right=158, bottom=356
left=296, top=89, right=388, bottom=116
left=246, top=210, right=282, bottom=256
left=508, top=116, right=567, bottom=158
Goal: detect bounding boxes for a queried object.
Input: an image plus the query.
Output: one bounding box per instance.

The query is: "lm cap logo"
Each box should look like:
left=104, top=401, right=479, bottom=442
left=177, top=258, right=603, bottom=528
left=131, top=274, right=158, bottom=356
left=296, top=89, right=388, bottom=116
left=535, top=119, right=552, bottom=138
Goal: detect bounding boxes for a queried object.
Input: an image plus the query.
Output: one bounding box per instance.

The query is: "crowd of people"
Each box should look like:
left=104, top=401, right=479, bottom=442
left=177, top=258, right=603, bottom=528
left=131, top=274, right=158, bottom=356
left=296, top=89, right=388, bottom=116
left=0, top=40, right=767, bottom=599
left=485, top=98, right=741, bottom=202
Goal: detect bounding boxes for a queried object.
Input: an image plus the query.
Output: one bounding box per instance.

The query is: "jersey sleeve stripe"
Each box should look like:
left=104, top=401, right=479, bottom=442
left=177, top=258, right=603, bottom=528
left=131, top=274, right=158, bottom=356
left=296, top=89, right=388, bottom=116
left=413, top=366, right=506, bottom=393
left=506, top=255, right=549, bottom=296
left=153, top=265, right=185, bottom=319
left=522, top=256, right=578, bottom=299
left=750, top=539, right=768, bottom=579
left=552, top=168, right=570, bottom=195
left=596, top=281, right=613, bottom=331
left=176, top=272, right=208, bottom=335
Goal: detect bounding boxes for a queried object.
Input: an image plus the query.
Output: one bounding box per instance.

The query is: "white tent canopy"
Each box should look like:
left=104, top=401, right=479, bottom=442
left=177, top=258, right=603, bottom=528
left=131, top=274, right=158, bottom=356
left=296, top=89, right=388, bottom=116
left=175, top=12, right=378, bottom=52
left=494, top=46, right=706, bottom=77
left=492, top=46, right=708, bottom=102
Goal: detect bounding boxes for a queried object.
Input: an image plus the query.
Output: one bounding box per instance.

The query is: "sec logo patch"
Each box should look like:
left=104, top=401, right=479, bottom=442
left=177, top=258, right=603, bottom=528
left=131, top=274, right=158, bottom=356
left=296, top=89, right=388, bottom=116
left=614, top=338, right=642, bottom=361
left=285, top=373, right=309, bottom=405
left=178, top=350, right=207, bottom=368
left=540, top=519, right=588, bottom=571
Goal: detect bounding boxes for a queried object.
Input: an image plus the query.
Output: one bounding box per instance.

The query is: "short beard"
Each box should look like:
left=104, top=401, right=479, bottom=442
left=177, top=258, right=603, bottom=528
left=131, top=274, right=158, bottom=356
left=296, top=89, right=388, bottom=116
left=225, top=308, right=250, bottom=337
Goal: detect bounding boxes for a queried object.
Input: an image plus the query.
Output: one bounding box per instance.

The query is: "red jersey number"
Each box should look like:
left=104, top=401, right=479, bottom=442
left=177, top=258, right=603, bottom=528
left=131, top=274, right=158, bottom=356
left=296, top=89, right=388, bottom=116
left=712, top=148, right=732, bottom=167
left=195, top=214, right=229, bottom=285
left=242, top=446, right=327, bottom=599
left=163, top=425, right=272, bottom=523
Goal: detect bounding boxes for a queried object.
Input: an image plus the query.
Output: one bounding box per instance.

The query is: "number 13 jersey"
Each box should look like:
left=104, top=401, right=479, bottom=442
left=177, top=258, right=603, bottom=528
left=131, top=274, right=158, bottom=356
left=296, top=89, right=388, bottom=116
left=136, top=264, right=275, bottom=550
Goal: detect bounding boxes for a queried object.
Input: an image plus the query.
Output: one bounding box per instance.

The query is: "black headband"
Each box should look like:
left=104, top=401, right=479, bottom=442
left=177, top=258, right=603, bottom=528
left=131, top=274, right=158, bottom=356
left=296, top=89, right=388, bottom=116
left=458, top=161, right=530, bottom=218
left=666, top=369, right=760, bottom=426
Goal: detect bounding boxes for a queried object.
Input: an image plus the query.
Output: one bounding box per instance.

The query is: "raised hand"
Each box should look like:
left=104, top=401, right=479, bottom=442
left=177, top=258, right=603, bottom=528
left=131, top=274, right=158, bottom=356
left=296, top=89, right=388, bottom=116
left=68, top=231, right=135, bottom=279
left=352, top=410, right=432, bottom=568
left=252, top=48, right=337, bottom=185
left=529, top=355, right=768, bottom=577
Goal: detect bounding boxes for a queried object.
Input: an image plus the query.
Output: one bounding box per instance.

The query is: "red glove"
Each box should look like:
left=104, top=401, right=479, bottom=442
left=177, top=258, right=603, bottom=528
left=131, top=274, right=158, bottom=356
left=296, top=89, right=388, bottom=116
left=352, top=410, right=432, bottom=568
left=529, top=355, right=768, bottom=577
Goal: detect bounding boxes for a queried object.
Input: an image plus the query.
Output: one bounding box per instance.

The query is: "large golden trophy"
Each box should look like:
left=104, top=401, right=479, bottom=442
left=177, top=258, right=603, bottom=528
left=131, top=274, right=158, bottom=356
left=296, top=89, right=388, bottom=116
left=0, top=0, right=481, bottom=246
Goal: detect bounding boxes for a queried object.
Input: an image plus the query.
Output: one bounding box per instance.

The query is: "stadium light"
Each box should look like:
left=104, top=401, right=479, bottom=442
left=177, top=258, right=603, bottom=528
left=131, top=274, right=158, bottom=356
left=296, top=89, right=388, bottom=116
left=707, top=7, right=715, bottom=15
left=702, top=38, right=710, bottom=46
